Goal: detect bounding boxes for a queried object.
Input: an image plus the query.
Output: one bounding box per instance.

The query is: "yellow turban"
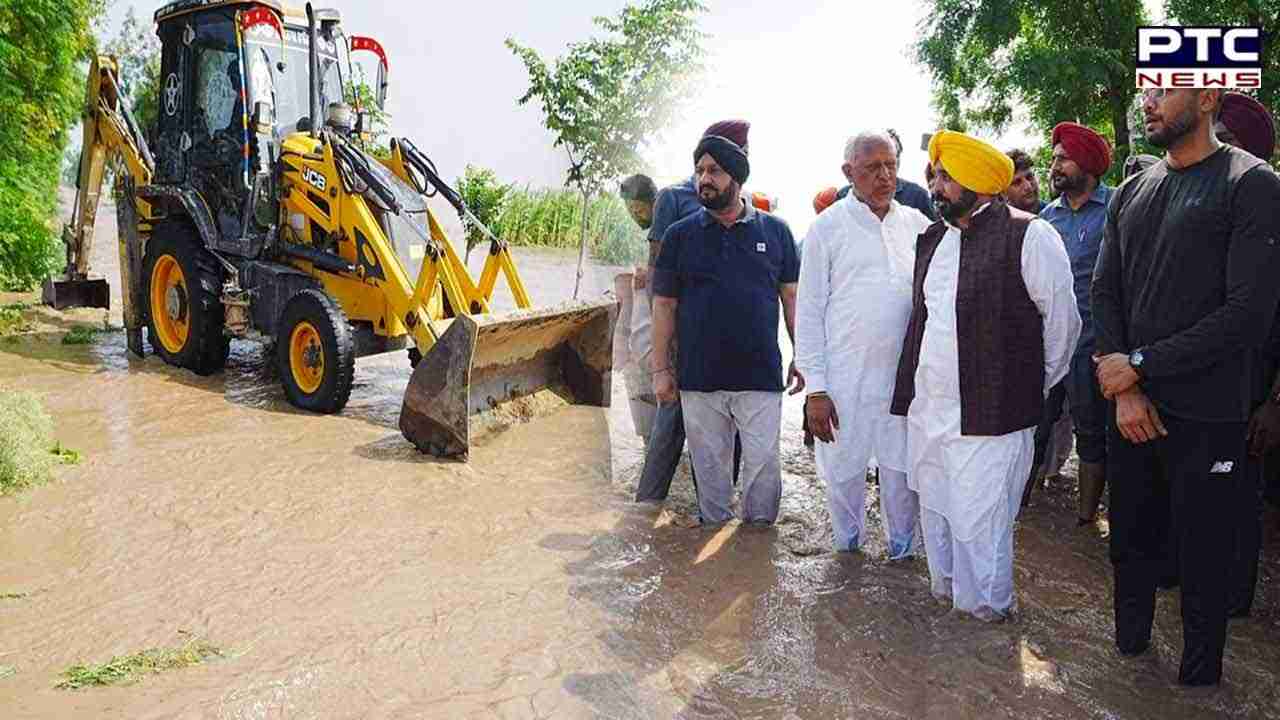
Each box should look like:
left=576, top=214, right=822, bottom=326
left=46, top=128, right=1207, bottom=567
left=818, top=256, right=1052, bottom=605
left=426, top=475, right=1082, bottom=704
left=928, top=130, right=1014, bottom=195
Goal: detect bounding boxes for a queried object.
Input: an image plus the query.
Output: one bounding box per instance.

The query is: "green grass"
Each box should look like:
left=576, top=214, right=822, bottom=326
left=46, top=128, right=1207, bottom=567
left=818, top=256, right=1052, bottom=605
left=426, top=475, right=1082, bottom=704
left=55, top=638, right=223, bottom=690
left=0, top=391, right=57, bottom=495
left=50, top=441, right=80, bottom=465
left=0, top=304, right=33, bottom=336
left=0, top=591, right=30, bottom=600
left=492, top=187, right=645, bottom=265
left=0, top=665, right=15, bottom=680
left=60, top=325, right=101, bottom=345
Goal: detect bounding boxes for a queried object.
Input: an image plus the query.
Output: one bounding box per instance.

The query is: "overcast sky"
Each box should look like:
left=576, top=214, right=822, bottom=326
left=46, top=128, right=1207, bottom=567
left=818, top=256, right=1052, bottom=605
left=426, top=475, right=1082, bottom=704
left=108, top=0, right=1167, bottom=240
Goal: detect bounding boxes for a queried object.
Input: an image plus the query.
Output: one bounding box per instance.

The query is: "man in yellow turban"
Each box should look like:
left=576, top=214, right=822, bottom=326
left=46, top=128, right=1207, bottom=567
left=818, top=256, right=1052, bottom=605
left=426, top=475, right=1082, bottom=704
left=891, top=130, right=1081, bottom=621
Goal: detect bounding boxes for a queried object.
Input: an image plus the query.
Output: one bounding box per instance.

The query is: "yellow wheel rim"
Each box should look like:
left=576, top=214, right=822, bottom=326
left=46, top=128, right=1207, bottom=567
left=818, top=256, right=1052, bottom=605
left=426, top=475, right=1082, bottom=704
left=289, top=321, right=325, bottom=395
left=149, top=254, right=190, bottom=354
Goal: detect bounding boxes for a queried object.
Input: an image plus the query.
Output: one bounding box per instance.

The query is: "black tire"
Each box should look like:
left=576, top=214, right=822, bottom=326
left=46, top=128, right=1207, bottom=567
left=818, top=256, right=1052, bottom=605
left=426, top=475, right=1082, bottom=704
left=143, top=222, right=229, bottom=375
left=276, top=289, right=355, bottom=413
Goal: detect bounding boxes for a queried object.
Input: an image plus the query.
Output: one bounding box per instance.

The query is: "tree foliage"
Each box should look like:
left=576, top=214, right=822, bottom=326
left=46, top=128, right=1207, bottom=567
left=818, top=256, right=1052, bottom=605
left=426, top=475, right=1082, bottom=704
left=346, top=64, right=390, bottom=157
left=915, top=0, right=1148, bottom=180
left=506, top=0, right=705, bottom=295
left=0, top=0, right=105, bottom=290
left=506, top=0, right=706, bottom=196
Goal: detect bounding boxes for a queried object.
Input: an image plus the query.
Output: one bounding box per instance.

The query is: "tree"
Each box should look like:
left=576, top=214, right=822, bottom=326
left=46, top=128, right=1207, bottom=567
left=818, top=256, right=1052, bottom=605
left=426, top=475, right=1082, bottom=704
left=506, top=0, right=705, bottom=298
left=0, top=0, right=105, bottom=290
left=915, top=0, right=1148, bottom=180
left=346, top=64, right=391, bottom=157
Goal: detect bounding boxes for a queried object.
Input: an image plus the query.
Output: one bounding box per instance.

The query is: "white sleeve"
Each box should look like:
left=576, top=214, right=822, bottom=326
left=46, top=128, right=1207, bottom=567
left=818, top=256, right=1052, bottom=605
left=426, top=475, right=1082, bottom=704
left=1021, top=218, right=1081, bottom=394
left=795, top=220, right=831, bottom=396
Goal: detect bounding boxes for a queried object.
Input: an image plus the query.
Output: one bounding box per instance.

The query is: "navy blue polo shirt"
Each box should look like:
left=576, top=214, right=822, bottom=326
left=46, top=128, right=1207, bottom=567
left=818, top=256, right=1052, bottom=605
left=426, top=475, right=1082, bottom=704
left=653, top=201, right=800, bottom=392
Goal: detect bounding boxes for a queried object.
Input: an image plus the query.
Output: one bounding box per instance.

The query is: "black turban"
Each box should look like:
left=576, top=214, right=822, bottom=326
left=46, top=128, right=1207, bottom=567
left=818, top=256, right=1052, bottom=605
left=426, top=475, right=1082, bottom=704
left=694, top=135, right=750, bottom=185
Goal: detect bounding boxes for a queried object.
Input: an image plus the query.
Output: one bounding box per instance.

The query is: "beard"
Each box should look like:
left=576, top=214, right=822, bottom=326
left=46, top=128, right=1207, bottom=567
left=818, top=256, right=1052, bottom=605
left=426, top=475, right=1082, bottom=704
left=698, top=183, right=736, bottom=211
left=932, top=189, right=979, bottom=224
left=1051, top=171, right=1088, bottom=194
left=1148, top=104, right=1198, bottom=148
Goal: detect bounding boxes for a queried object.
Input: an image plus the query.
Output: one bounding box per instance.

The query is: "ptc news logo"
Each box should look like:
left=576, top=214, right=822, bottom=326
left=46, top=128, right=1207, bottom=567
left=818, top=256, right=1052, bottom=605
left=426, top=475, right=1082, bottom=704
left=1136, top=26, right=1263, bottom=89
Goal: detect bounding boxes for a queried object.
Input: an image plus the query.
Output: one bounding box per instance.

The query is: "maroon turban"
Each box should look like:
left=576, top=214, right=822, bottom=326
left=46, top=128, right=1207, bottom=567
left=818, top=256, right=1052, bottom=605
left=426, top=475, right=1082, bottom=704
left=1051, top=122, right=1112, bottom=178
left=703, top=119, right=750, bottom=152
left=1219, top=93, right=1275, bottom=162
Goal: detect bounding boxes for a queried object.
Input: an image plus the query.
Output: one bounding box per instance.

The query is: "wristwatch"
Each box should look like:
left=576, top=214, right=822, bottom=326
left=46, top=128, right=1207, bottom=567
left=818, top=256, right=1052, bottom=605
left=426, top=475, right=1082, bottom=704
left=1128, top=348, right=1145, bottom=377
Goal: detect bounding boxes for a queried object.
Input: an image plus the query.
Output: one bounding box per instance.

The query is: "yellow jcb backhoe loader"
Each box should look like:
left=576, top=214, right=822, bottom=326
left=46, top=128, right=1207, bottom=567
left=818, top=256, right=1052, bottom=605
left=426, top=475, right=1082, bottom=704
left=51, top=0, right=615, bottom=458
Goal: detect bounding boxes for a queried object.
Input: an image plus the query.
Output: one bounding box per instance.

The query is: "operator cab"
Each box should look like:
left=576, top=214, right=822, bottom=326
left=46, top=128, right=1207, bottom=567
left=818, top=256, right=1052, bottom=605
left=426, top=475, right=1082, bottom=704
left=151, top=1, right=384, bottom=244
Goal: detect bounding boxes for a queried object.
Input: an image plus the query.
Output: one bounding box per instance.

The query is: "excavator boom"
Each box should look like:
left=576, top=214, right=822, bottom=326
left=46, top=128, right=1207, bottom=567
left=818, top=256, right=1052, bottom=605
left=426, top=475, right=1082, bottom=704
left=43, top=56, right=154, bottom=310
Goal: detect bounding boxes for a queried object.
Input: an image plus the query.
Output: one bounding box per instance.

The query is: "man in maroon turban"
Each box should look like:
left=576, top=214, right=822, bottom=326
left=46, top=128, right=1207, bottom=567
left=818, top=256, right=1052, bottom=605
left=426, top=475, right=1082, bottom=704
left=1216, top=92, right=1275, bottom=162
left=1028, top=122, right=1115, bottom=529
left=1052, top=122, right=1113, bottom=178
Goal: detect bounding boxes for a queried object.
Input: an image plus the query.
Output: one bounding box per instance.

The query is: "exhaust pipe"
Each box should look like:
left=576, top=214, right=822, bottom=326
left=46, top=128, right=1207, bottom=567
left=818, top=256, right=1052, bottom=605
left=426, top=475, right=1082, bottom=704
left=305, top=3, right=320, bottom=139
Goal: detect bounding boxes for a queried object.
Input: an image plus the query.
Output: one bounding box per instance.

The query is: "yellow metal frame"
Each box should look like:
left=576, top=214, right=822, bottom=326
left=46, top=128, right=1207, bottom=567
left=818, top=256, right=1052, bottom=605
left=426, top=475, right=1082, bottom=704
left=277, top=133, right=500, bottom=356
left=381, top=144, right=532, bottom=310
left=68, top=56, right=157, bottom=330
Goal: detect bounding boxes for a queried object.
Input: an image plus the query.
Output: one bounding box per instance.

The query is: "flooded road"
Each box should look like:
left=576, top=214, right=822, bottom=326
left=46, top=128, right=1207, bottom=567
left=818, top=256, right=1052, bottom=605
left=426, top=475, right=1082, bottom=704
left=1, top=198, right=1278, bottom=718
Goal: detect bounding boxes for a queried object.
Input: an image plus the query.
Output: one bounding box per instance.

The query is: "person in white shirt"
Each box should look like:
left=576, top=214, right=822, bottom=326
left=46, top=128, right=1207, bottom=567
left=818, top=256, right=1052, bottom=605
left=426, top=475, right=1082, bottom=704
left=797, top=132, right=932, bottom=555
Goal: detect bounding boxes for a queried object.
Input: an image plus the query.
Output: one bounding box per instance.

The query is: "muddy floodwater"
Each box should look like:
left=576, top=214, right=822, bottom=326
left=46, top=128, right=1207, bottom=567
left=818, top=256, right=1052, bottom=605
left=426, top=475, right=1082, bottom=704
left=1, top=197, right=1278, bottom=719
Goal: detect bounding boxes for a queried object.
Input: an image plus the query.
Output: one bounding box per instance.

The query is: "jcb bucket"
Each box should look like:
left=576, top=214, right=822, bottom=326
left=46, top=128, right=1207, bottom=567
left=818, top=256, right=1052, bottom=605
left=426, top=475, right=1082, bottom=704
left=399, top=297, right=617, bottom=458
left=42, top=275, right=110, bottom=310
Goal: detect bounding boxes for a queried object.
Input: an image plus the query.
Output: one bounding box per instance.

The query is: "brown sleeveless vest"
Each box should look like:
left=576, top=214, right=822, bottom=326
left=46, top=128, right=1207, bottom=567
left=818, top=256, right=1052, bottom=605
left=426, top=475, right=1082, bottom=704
left=890, top=200, right=1045, bottom=436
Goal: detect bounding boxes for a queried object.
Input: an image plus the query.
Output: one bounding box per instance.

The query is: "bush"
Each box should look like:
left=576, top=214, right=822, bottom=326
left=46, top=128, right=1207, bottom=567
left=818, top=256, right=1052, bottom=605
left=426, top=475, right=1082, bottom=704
left=0, top=390, right=57, bottom=495
left=0, top=304, right=32, bottom=336
left=456, top=165, right=512, bottom=255
left=61, top=324, right=100, bottom=345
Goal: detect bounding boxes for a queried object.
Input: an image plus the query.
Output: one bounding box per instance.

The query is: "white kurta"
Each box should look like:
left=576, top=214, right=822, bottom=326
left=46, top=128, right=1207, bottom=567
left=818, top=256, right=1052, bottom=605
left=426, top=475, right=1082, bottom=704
left=906, top=206, right=1080, bottom=618
left=626, top=282, right=657, bottom=439
left=796, top=196, right=932, bottom=553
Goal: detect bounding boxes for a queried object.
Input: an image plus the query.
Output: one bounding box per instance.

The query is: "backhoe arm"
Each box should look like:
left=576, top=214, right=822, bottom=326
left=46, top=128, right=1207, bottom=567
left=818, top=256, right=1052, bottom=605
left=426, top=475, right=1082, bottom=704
left=45, top=55, right=156, bottom=312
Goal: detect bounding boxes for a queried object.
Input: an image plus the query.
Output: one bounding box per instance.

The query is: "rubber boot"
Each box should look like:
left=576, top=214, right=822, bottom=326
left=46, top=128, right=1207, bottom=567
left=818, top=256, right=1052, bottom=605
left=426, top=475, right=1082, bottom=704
left=1077, top=461, right=1106, bottom=526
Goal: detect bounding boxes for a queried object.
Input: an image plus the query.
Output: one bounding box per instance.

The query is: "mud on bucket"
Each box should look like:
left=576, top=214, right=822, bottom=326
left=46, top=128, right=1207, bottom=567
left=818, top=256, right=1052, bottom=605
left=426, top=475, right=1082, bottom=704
left=398, top=297, right=617, bottom=459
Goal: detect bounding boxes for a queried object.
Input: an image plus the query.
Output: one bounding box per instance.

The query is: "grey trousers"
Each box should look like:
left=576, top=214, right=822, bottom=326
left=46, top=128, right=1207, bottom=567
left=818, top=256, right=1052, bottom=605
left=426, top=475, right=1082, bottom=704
left=680, top=390, right=782, bottom=524
left=635, top=396, right=742, bottom=503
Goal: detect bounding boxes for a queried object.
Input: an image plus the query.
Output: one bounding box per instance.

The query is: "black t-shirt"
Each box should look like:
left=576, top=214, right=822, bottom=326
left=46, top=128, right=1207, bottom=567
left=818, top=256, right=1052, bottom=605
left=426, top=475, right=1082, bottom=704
left=1092, top=145, right=1280, bottom=422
